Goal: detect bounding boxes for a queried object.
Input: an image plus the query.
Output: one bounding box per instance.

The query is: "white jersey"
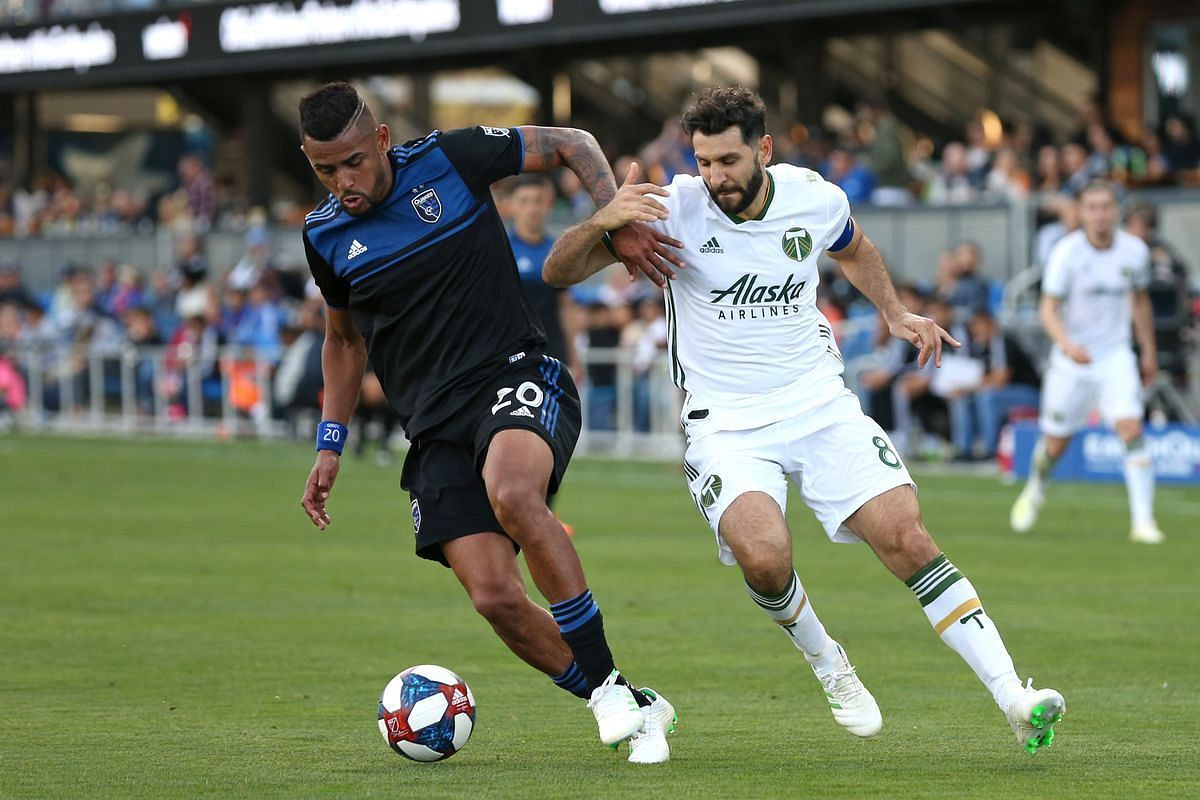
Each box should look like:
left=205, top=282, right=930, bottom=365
left=650, top=164, right=853, bottom=431
left=1042, top=229, right=1150, bottom=359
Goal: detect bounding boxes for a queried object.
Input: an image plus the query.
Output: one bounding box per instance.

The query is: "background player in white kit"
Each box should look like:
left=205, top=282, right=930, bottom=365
left=544, top=87, right=1065, bottom=755
left=1010, top=181, right=1164, bottom=543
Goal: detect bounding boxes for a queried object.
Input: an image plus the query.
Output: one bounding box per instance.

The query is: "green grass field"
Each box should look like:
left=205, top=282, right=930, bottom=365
left=2, top=434, right=1197, bottom=799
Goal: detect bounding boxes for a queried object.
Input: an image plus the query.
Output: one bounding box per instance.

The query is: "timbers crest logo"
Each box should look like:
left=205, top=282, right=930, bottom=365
left=782, top=227, right=813, bottom=261
left=700, top=474, right=723, bottom=508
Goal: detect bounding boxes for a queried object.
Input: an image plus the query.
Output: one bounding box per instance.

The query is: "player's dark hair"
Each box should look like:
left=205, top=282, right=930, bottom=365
left=680, top=87, right=767, bottom=145
left=299, top=82, right=367, bottom=142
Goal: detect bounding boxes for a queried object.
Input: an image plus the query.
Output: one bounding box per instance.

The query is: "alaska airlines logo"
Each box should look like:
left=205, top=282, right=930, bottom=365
left=411, top=187, right=442, bottom=223
left=709, top=273, right=806, bottom=305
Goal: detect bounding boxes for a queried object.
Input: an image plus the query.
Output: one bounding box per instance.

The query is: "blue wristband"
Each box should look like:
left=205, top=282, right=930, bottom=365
left=316, top=421, right=348, bottom=454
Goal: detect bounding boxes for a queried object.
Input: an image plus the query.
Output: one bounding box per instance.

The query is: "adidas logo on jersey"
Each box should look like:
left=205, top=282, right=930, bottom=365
left=699, top=236, right=724, bottom=254
left=347, top=239, right=368, bottom=260
left=510, top=406, right=535, bottom=418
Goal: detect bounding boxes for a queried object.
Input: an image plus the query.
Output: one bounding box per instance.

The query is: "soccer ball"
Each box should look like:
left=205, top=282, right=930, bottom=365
left=377, top=665, right=476, bottom=762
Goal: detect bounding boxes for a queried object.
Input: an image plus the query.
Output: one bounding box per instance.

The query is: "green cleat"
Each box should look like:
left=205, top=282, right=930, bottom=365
left=1006, top=678, right=1065, bottom=755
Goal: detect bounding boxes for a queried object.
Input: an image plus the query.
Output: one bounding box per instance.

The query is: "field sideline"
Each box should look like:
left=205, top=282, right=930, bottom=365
left=2, top=434, right=1196, bottom=799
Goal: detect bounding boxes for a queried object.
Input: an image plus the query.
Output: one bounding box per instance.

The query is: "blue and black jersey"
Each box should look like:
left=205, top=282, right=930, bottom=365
left=303, top=126, right=546, bottom=439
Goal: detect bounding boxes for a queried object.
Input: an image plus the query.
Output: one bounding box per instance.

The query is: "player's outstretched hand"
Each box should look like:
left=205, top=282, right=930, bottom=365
left=889, top=312, right=961, bottom=368
left=301, top=450, right=341, bottom=530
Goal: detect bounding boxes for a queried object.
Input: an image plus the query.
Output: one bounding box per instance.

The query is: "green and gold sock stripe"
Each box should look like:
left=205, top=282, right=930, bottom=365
left=906, top=554, right=965, bottom=607
left=934, top=598, right=982, bottom=635
left=747, top=572, right=798, bottom=611
left=775, top=592, right=809, bottom=626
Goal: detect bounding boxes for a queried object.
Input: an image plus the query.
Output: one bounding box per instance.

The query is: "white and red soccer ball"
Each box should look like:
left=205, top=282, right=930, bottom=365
left=377, top=665, right=476, bottom=762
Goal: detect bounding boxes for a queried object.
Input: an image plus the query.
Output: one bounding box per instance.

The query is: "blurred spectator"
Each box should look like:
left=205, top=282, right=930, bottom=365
left=823, top=149, right=876, bottom=206
left=145, top=269, right=180, bottom=340
left=925, top=142, right=977, bottom=204
left=939, top=241, right=990, bottom=318
left=584, top=302, right=624, bottom=431
left=178, top=154, right=218, bottom=231
left=503, top=173, right=579, bottom=373
left=1161, top=115, right=1200, bottom=171
left=274, top=297, right=326, bottom=428
left=640, top=120, right=697, bottom=182
left=1060, top=142, right=1096, bottom=196
left=1123, top=200, right=1193, bottom=388
left=946, top=310, right=1041, bottom=460
left=891, top=297, right=958, bottom=455
left=856, top=284, right=927, bottom=432
left=1034, top=196, right=1080, bottom=268
left=230, top=279, right=286, bottom=364
left=984, top=148, right=1030, bottom=202
left=0, top=261, right=40, bottom=312
left=121, top=306, right=163, bottom=414
left=861, top=101, right=913, bottom=206
left=174, top=236, right=210, bottom=322
left=626, top=298, right=667, bottom=433
left=1034, top=144, right=1063, bottom=196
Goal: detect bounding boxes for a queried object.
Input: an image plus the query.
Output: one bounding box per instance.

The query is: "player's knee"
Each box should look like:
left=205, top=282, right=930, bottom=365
left=467, top=582, right=525, bottom=625
left=738, top=554, right=791, bottom=595
left=878, top=517, right=936, bottom=573
left=488, top=482, right=545, bottom=537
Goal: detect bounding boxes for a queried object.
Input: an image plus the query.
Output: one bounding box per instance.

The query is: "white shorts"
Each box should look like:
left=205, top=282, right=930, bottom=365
left=682, top=390, right=916, bottom=565
left=1039, top=348, right=1143, bottom=437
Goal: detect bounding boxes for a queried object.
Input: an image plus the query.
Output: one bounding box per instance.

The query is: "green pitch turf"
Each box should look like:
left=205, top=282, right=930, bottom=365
left=2, top=435, right=1197, bottom=799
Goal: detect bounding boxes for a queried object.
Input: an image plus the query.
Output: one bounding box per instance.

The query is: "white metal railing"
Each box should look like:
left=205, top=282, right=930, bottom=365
left=0, top=342, right=690, bottom=457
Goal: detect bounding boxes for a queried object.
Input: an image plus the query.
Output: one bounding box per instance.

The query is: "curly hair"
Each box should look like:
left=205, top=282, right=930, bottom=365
left=680, top=87, right=767, bottom=144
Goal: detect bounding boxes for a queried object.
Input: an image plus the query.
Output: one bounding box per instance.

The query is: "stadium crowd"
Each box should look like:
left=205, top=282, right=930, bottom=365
left=3, top=100, right=1200, bottom=239
left=1, top=101, right=1197, bottom=459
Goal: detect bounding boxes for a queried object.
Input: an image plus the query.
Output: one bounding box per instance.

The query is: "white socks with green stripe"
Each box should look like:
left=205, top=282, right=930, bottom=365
left=907, top=554, right=1021, bottom=711
left=747, top=571, right=834, bottom=664
left=1123, top=436, right=1156, bottom=527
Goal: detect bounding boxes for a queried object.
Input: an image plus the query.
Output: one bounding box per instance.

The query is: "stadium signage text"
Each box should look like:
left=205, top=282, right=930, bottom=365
left=142, top=16, right=190, bottom=61
left=1011, top=422, right=1200, bottom=484
left=0, top=22, right=116, bottom=74
left=219, top=0, right=460, bottom=52
left=600, top=0, right=745, bottom=12
left=497, top=0, right=553, bottom=25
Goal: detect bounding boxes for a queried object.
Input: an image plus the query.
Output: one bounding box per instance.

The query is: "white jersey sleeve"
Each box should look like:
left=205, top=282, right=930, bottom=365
left=1041, top=236, right=1074, bottom=299
left=820, top=181, right=854, bottom=252
left=1130, top=237, right=1151, bottom=291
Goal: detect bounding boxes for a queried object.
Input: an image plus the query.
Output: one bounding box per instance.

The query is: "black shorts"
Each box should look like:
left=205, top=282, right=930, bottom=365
left=400, top=352, right=580, bottom=566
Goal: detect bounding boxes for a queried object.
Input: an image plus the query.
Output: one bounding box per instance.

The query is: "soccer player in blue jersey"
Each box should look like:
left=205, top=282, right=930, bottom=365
left=295, top=83, right=682, bottom=763
left=504, top=174, right=577, bottom=371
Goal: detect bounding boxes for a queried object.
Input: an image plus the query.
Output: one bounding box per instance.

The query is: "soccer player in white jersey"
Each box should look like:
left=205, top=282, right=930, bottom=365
left=543, top=87, right=1065, bottom=754
left=1010, top=181, right=1163, bottom=543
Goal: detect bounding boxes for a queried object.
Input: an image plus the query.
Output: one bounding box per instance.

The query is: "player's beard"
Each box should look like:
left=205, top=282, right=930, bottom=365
left=707, top=156, right=765, bottom=216
left=341, top=163, right=393, bottom=216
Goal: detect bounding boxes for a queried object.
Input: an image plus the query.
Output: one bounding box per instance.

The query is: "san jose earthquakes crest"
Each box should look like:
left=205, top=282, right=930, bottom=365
left=412, top=188, right=442, bottom=223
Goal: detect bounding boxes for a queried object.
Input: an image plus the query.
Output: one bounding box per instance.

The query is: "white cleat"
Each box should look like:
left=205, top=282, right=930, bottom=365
left=626, top=688, right=675, bottom=764
left=587, top=670, right=644, bottom=747
left=810, top=643, right=882, bottom=738
left=1010, top=485, right=1044, bottom=533
left=1006, top=678, right=1066, bottom=755
left=1130, top=522, right=1165, bottom=544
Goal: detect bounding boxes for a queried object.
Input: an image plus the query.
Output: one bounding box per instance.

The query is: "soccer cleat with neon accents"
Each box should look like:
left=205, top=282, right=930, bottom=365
left=1006, top=678, right=1065, bottom=755
left=810, top=642, right=882, bottom=738
left=586, top=670, right=644, bottom=747
left=626, top=688, right=675, bottom=764
left=1010, top=485, right=1044, bottom=533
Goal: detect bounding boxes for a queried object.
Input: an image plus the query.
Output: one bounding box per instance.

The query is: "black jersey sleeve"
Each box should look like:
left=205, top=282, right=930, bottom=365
left=438, top=126, right=524, bottom=197
left=303, top=230, right=350, bottom=308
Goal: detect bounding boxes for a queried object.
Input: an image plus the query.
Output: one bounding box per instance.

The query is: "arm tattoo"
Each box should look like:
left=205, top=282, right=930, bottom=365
left=522, top=126, right=617, bottom=208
